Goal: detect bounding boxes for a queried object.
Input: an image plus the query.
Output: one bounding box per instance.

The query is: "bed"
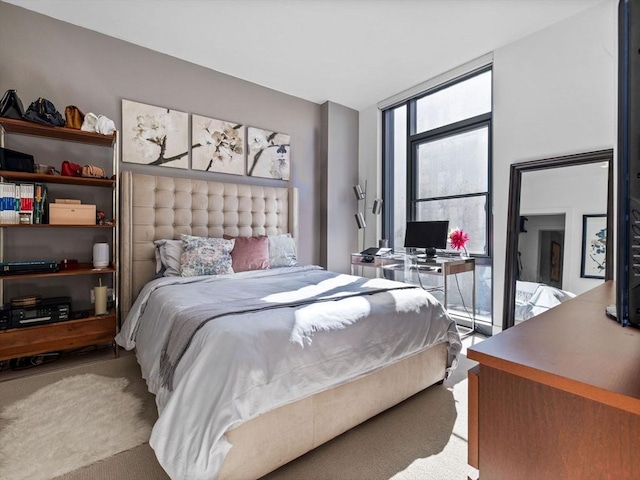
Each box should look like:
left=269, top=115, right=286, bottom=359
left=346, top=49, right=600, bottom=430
left=116, top=171, right=462, bottom=480
left=515, top=280, right=576, bottom=322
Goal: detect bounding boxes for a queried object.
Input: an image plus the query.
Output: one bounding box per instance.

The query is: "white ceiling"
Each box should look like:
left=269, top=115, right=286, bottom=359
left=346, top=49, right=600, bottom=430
left=4, top=0, right=605, bottom=111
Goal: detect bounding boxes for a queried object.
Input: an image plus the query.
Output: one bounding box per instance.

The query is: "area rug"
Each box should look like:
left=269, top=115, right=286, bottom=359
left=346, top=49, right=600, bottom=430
left=0, top=373, right=152, bottom=480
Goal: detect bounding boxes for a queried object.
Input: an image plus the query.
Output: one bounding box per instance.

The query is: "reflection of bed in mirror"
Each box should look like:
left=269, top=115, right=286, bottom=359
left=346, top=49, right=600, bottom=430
left=515, top=280, right=576, bottom=322
left=503, top=149, right=613, bottom=330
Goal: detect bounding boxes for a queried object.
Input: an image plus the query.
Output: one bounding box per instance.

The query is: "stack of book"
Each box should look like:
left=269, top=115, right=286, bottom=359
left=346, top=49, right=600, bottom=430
left=0, top=183, right=47, bottom=224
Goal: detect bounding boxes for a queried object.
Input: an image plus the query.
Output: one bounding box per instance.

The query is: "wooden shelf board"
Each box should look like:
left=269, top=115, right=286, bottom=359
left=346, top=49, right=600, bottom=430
left=0, top=117, right=115, bottom=146
left=0, top=223, right=113, bottom=228
left=0, top=264, right=115, bottom=280
left=0, top=170, right=115, bottom=187
left=0, top=313, right=116, bottom=361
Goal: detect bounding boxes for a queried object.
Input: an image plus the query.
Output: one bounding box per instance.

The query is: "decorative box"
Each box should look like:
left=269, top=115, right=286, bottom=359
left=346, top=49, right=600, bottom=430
left=49, top=203, right=96, bottom=225
left=59, top=258, right=79, bottom=270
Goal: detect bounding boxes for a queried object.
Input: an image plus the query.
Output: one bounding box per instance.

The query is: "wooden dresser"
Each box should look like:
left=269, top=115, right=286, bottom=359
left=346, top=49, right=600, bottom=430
left=467, top=281, right=640, bottom=479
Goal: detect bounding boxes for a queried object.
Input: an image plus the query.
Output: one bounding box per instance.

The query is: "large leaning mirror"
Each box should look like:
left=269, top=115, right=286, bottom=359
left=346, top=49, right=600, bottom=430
left=503, top=149, right=613, bottom=330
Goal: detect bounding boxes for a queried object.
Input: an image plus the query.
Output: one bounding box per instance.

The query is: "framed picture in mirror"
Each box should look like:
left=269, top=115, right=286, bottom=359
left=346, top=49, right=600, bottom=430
left=580, top=214, right=607, bottom=279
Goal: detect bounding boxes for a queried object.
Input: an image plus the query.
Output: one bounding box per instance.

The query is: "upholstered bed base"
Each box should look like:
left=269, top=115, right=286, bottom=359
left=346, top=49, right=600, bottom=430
left=119, top=170, right=448, bottom=479
left=221, top=342, right=447, bottom=479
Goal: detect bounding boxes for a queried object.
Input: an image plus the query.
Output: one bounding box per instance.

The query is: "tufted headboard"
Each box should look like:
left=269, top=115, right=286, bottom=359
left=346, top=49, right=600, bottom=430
left=119, top=170, right=298, bottom=320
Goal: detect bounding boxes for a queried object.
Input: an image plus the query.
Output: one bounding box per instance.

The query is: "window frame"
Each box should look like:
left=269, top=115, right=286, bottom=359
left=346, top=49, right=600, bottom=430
left=407, top=114, right=492, bottom=258
left=382, top=66, right=493, bottom=260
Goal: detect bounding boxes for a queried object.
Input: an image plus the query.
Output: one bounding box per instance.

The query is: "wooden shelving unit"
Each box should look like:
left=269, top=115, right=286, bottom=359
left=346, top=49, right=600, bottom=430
left=0, top=118, right=120, bottom=361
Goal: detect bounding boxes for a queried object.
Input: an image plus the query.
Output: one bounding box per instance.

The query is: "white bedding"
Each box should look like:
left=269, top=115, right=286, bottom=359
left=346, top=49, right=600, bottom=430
left=515, top=280, right=576, bottom=321
left=116, top=265, right=461, bottom=480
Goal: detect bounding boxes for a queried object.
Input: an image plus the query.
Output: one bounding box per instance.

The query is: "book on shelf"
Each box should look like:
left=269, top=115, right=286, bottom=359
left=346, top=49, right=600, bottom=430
left=0, top=182, right=47, bottom=224
left=33, top=183, right=46, bottom=224
left=18, top=183, right=33, bottom=224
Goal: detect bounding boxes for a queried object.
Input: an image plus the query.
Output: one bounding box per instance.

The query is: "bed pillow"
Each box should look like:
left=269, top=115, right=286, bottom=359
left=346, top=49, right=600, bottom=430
left=223, top=235, right=270, bottom=272
left=180, top=234, right=235, bottom=277
left=268, top=234, right=298, bottom=268
left=154, top=239, right=183, bottom=277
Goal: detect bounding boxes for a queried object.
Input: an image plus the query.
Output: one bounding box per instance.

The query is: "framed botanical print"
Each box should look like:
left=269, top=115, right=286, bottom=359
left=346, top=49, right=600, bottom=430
left=122, top=99, right=188, bottom=168
left=246, top=127, right=290, bottom=180
left=191, top=115, right=244, bottom=175
left=580, top=214, right=607, bottom=279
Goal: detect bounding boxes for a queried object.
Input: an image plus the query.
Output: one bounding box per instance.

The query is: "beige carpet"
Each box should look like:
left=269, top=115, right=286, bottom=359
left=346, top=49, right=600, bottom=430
left=0, top=351, right=478, bottom=480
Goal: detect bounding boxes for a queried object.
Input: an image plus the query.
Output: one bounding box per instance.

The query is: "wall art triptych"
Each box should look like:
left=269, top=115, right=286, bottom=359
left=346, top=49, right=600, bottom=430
left=121, top=99, right=290, bottom=180
left=191, top=114, right=244, bottom=175
left=121, top=99, right=189, bottom=169
left=247, top=127, right=290, bottom=181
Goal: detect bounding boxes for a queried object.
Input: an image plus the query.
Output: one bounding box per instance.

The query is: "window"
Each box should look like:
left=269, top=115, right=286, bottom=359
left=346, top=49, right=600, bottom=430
left=382, top=67, right=492, bottom=322
left=412, top=124, right=490, bottom=255
left=415, top=70, right=492, bottom=133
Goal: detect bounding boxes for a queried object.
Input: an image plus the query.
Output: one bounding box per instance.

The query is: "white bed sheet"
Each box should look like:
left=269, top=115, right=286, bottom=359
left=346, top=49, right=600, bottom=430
left=116, top=266, right=461, bottom=480
left=515, top=280, right=576, bottom=321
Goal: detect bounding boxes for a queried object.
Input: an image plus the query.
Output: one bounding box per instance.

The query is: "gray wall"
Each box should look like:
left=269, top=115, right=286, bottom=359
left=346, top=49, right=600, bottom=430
left=321, top=101, right=359, bottom=273
left=0, top=1, right=323, bottom=267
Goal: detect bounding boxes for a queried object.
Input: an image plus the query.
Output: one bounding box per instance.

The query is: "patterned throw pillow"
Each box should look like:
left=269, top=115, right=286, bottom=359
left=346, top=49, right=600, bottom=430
left=180, top=234, right=235, bottom=277
left=268, top=234, right=298, bottom=268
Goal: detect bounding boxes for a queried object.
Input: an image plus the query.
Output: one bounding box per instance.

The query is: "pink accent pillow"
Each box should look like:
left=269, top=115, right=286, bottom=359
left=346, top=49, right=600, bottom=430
left=223, top=235, right=270, bottom=272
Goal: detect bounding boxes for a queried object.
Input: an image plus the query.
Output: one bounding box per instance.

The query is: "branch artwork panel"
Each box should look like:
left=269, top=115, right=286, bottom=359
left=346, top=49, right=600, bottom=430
left=580, top=214, right=607, bottom=279
left=191, top=115, right=244, bottom=175
left=247, top=127, right=290, bottom=180
left=122, top=99, right=189, bottom=168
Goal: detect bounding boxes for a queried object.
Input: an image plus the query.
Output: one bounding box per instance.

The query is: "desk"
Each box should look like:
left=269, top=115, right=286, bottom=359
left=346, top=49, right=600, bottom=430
left=467, top=281, right=640, bottom=479
left=350, top=253, right=476, bottom=329
left=349, top=253, right=403, bottom=276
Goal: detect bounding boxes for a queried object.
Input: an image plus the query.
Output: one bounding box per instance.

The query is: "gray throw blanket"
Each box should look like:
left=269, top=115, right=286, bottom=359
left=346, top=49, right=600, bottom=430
left=158, top=269, right=416, bottom=390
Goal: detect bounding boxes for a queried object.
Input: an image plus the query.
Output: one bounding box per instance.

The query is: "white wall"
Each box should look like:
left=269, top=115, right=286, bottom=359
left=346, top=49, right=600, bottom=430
left=358, top=0, right=616, bottom=331
left=518, top=214, right=566, bottom=284
left=520, top=163, right=609, bottom=295
left=492, top=0, right=616, bottom=329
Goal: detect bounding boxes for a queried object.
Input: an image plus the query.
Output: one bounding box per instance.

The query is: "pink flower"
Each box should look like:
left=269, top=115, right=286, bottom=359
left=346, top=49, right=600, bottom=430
left=448, top=228, right=469, bottom=251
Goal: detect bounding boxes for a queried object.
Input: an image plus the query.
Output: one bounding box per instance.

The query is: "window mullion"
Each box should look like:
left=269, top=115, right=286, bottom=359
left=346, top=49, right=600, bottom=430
left=415, top=191, right=488, bottom=203
left=406, top=104, right=416, bottom=221
left=409, top=114, right=491, bottom=144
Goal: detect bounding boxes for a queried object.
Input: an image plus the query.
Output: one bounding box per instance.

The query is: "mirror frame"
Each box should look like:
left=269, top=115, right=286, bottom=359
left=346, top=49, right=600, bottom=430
left=503, top=149, right=614, bottom=330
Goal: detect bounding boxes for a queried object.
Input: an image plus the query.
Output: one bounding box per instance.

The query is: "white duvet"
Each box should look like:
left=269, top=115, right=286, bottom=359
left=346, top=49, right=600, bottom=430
left=116, top=266, right=461, bottom=480
left=515, top=280, right=576, bottom=321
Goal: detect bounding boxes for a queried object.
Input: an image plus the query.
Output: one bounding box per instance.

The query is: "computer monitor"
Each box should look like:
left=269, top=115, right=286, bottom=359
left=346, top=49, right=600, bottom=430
left=404, top=221, right=449, bottom=258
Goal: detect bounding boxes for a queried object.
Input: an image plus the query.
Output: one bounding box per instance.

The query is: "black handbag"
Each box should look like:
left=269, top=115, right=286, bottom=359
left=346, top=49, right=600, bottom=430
left=0, top=147, right=35, bottom=173
left=23, top=97, right=65, bottom=127
left=0, top=89, right=25, bottom=119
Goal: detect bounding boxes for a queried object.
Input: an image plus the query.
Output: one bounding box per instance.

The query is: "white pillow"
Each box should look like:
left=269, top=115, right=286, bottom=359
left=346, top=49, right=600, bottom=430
left=180, top=234, right=235, bottom=277
left=268, top=234, right=298, bottom=268
left=154, top=239, right=183, bottom=277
